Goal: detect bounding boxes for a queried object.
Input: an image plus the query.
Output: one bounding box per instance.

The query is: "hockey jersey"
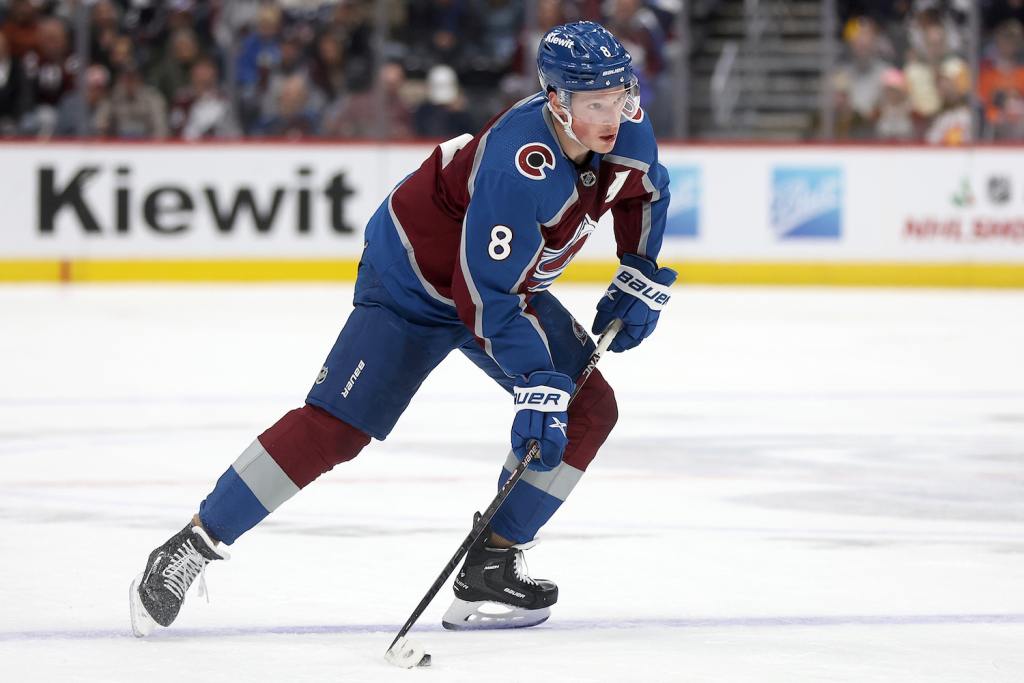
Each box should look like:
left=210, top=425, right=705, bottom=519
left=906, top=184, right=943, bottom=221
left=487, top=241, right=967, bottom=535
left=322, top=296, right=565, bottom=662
left=362, top=93, right=670, bottom=382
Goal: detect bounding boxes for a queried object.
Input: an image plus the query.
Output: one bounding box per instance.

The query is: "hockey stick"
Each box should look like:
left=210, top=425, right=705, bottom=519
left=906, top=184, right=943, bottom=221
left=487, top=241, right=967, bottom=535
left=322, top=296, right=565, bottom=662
left=385, top=318, right=623, bottom=668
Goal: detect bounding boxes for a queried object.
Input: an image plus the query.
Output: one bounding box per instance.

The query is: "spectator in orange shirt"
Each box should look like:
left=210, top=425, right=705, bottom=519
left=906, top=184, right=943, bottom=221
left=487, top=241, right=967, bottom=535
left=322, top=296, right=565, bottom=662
left=1, top=0, right=39, bottom=60
left=978, top=19, right=1024, bottom=139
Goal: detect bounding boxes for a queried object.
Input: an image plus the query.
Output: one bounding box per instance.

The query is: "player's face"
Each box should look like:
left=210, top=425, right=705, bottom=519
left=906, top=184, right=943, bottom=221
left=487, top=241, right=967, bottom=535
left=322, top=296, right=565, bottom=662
left=569, top=86, right=629, bottom=153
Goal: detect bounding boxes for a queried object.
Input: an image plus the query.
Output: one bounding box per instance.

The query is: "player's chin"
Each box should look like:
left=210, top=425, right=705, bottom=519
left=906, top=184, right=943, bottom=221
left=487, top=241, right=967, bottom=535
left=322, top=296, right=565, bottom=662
left=591, top=133, right=618, bottom=152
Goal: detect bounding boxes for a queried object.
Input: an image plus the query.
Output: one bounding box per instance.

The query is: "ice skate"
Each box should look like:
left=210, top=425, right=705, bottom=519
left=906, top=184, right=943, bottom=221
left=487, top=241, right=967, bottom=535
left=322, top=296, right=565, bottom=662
left=442, top=534, right=557, bottom=630
left=130, top=523, right=229, bottom=637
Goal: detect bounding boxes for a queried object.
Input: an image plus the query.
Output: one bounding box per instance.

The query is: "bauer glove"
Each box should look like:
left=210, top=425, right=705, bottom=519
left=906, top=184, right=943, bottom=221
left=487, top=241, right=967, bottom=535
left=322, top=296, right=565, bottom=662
left=511, top=370, right=574, bottom=472
left=593, top=253, right=677, bottom=353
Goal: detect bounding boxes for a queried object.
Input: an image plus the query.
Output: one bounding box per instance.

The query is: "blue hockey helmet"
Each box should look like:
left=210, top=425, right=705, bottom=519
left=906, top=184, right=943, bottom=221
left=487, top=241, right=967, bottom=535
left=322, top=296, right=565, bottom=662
left=537, top=21, right=640, bottom=128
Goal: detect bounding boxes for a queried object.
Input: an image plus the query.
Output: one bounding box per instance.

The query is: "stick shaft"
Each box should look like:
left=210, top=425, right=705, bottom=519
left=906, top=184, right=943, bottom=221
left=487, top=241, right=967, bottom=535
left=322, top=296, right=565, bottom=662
left=386, top=319, right=622, bottom=652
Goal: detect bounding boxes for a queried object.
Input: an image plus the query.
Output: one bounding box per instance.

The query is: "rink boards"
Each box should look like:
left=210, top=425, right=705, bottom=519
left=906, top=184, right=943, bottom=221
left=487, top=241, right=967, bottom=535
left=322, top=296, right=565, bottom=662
left=0, top=141, right=1022, bottom=286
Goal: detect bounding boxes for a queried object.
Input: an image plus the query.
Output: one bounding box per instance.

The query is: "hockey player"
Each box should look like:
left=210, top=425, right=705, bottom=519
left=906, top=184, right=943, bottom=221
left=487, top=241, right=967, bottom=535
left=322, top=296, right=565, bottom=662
left=130, top=20, right=677, bottom=636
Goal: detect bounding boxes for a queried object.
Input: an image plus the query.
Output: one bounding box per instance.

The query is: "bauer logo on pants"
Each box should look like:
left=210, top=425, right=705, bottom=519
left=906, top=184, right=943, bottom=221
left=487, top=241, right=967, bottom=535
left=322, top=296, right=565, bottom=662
left=770, top=167, right=843, bottom=239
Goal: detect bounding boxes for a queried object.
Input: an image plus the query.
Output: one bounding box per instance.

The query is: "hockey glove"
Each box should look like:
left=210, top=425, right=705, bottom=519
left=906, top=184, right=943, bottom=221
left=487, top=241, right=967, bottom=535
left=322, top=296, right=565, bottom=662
left=593, top=253, right=677, bottom=353
left=511, top=370, right=575, bottom=472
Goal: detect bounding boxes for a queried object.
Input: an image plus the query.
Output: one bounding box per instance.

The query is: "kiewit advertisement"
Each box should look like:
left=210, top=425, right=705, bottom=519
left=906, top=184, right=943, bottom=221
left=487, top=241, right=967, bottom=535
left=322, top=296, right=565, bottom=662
left=0, top=144, right=421, bottom=258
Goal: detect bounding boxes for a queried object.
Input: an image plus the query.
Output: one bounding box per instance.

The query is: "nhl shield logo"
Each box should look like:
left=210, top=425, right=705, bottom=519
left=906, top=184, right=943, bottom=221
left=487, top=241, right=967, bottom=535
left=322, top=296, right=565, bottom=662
left=581, top=170, right=597, bottom=187
left=315, top=365, right=329, bottom=385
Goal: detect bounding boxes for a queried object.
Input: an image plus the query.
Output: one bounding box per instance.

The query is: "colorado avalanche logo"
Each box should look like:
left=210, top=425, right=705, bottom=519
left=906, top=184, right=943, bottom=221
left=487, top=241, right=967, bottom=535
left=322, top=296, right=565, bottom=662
left=526, top=215, right=598, bottom=292
left=515, top=143, right=556, bottom=180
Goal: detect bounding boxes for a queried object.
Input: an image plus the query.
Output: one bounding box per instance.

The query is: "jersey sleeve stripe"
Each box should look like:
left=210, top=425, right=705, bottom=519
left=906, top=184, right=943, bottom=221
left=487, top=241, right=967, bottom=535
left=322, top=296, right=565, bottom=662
left=605, top=153, right=661, bottom=259
left=511, top=238, right=553, bottom=363
left=542, top=185, right=579, bottom=227
left=458, top=214, right=492, bottom=358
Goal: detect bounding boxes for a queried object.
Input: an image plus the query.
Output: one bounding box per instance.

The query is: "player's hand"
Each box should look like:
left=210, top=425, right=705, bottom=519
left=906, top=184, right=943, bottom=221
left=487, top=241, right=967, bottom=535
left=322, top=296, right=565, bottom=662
left=593, top=253, right=677, bottom=353
left=511, top=371, right=574, bottom=471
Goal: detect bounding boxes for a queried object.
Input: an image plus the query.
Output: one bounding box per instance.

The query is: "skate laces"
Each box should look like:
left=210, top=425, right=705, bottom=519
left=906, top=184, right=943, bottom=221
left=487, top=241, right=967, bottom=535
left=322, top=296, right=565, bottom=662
left=512, top=549, right=537, bottom=586
left=162, top=539, right=211, bottom=602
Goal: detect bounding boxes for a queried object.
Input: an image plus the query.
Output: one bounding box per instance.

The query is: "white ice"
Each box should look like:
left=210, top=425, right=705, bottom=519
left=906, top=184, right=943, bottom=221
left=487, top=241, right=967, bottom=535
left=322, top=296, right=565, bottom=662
left=0, top=283, right=1022, bottom=682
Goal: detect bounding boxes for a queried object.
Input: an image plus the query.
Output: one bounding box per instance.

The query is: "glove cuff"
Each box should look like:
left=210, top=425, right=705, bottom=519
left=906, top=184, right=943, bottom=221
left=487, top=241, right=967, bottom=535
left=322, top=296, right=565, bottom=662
left=610, top=261, right=673, bottom=311
left=513, top=385, right=570, bottom=412
left=514, top=371, right=573, bottom=412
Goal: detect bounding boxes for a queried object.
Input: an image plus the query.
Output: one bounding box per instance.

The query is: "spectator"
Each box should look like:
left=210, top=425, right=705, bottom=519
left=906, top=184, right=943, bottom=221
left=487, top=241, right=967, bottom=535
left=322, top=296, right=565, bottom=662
left=148, top=28, right=203, bottom=105
left=1, top=0, right=40, bottom=60
left=107, top=34, right=137, bottom=77
left=990, top=89, right=1024, bottom=140
left=0, top=32, right=27, bottom=135
left=404, top=0, right=481, bottom=74
left=832, top=17, right=892, bottom=135
left=978, top=19, right=1024, bottom=139
left=89, top=0, right=121, bottom=74
left=309, top=32, right=346, bottom=102
left=906, top=4, right=965, bottom=59
left=473, top=0, right=524, bottom=76
left=253, top=73, right=319, bottom=139
left=170, top=58, right=240, bottom=141
left=875, top=67, right=915, bottom=139
left=831, top=70, right=874, bottom=139
left=53, top=64, right=110, bottom=138
left=236, top=4, right=284, bottom=132
left=905, top=20, right=954, bottom=130
left=926, top=56, right=972, bottom=144
left=94, top=63, right=169, bottom=139
left=236, top=3, right=283, bottom=90
left=320, top=0, right=374, bottom=89
left=322, top=60, right=414, bottom=139
left=21, top=18, right=76, bottom=137
left=261, top=28, right=323, bottom=122
left=982, top=0, right=1024, bottom=31
left=414, top=63, right=475, bottom=138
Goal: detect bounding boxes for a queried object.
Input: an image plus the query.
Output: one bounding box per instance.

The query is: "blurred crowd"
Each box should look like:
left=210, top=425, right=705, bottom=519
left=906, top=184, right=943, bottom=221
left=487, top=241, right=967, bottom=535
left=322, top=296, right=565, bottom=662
left=1, top=0, right=1022, bottom=142
left=832, top=0, right=1024, bottom=142
left=0, top=0, right=681, bottom=141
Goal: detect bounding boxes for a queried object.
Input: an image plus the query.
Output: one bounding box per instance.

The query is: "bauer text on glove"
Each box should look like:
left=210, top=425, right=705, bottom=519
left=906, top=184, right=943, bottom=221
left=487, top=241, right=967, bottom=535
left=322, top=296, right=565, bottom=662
left=592, top=253, right=677, bottom=353
left=510, top=371, right=575, bottom=472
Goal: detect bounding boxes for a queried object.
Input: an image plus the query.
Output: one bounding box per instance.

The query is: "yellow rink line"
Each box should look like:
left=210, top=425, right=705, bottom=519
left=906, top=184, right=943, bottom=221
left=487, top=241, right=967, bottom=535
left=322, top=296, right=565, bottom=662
left=1, top=259, right=1023, bottom=288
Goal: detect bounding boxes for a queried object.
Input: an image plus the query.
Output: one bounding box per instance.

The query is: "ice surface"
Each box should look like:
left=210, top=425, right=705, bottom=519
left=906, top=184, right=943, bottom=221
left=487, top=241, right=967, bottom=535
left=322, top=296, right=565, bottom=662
left=1, top=283, right=1022, bottom=682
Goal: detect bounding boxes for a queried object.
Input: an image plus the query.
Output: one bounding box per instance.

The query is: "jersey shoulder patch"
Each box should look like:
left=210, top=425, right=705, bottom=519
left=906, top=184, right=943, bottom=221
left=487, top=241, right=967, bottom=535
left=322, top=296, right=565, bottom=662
left=515, top=142, right=556, bottom=180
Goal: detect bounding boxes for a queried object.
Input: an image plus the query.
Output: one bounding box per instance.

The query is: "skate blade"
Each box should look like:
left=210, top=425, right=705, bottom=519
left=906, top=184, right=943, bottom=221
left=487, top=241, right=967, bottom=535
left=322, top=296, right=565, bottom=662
left=441, top=598, right=550, bottom=631
left=129, top=574, right=157, bottom=637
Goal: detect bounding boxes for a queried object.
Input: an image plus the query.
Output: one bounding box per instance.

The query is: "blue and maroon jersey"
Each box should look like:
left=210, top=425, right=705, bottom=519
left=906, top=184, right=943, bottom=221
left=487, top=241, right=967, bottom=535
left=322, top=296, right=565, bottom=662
left=362, top=93, right=670, bottom=381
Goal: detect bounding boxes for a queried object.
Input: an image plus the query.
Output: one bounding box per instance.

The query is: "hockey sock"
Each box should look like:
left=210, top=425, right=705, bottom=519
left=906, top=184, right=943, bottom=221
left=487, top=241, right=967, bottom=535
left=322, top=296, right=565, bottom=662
left=198, top=405, right=371, bottom=544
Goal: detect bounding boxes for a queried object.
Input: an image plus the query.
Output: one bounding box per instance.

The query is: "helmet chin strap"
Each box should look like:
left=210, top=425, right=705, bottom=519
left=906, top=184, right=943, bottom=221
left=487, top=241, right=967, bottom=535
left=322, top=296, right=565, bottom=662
left=546, top=98, right=584, bottom=147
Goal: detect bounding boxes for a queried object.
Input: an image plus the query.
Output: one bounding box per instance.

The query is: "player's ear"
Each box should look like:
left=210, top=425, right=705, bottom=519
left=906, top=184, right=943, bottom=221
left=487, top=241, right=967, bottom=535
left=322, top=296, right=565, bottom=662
left=546, top=89, right=562, bottom=113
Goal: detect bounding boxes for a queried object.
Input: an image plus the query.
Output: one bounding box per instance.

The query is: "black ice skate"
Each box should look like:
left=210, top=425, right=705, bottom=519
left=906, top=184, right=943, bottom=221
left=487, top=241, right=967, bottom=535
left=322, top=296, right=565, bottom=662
left=129, top=523, right=229, bottom=637
left=442, top=533, right=557, bottom=630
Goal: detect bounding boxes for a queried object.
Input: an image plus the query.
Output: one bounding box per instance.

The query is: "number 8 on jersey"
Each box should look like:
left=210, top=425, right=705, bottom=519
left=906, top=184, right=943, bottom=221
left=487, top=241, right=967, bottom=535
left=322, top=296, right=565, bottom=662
left=488, top=225, right=514, bottom=261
